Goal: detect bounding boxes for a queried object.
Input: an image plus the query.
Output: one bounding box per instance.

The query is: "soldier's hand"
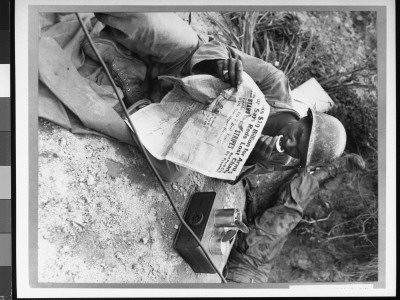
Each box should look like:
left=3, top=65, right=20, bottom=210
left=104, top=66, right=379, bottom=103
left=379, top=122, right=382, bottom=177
left=216, top=58, right=243, bottom=88
left=247, top=135, right=280, bottom=165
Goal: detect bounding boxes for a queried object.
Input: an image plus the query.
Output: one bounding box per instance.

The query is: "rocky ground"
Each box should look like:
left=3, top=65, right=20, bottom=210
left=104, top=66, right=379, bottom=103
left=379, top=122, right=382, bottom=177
left=38, top=118, right=247, bottom=283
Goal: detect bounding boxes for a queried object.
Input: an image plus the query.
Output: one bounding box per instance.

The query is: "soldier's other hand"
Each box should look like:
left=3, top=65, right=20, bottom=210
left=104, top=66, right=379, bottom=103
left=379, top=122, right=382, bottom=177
left=247, top=135, right=280, bottom=164
left=216, top=58, right=243, bottom=88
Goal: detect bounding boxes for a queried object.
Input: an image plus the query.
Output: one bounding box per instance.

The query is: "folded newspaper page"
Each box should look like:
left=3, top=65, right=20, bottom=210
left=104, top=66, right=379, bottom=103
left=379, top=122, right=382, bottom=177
left=127, top=72, right=270, bottom=180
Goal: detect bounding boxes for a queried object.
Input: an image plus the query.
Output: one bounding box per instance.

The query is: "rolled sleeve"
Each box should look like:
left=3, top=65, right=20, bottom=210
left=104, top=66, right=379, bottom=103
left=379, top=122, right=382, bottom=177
left=190, top=40, right=230, bottom=72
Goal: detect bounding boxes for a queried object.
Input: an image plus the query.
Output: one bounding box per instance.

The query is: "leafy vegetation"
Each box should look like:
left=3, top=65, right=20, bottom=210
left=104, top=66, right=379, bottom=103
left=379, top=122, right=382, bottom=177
left=205, top=11, right=378, bottom=282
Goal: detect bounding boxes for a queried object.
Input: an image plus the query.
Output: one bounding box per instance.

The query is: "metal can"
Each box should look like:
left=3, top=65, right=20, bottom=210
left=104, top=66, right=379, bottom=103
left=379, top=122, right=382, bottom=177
left=214, top=208, right=241, bottom=227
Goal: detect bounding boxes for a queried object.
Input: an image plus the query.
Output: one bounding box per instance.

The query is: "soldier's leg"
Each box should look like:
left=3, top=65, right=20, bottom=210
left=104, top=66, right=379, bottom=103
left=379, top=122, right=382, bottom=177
left=83, top=13, right=201, bottom=103
left=94, top=13, right=201, bottom=77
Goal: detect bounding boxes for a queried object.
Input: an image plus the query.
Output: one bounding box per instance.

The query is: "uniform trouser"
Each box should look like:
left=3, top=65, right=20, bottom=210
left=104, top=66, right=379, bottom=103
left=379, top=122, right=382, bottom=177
left=95, top=13, right=201, bottom=80
left=95, top=13, right=201, bottom=182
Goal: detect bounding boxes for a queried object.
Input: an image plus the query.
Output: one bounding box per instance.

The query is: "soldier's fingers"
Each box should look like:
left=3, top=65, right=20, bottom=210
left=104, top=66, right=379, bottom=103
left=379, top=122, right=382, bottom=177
left=229, top=58, right=236, bottom=87
left=255, top=136, right=269, bottom=154
left=254, top=135, right=267, bottom=151
left=235, top=58, right=243, bottom=87
left=217, top=60, right=225, bottom=80
left=223, top=59, right=229, bottom=81
left=267, top=136, right=280, bottom=153
left=258, top=135, right=269, bottom=144
left=261, top=136, right=274, bottom=154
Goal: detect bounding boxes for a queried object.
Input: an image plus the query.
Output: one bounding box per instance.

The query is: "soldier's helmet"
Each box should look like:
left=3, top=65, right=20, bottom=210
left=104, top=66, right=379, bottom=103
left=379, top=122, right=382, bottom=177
left=300, top=109, right=347, bottom=167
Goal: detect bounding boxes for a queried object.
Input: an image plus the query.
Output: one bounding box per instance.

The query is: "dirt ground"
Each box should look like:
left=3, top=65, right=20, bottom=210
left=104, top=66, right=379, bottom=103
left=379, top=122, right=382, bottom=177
left=38, top=118, right=248, bottom=283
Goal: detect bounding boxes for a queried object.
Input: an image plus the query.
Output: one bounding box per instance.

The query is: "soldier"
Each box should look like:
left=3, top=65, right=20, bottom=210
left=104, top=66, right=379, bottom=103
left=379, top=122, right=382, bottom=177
left=81, top=12, right=347, bottom=183
left=79, top=13, right=364, bottom=283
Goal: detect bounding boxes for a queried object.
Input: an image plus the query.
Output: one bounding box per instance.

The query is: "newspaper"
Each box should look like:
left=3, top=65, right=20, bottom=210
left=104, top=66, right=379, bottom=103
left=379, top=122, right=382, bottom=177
left=127, top=72, right=270, bottom=181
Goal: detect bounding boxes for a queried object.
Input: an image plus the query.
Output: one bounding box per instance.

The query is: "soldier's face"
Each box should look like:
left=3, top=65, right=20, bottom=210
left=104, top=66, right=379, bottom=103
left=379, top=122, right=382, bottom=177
left=277, top=117, right=311, bottom=160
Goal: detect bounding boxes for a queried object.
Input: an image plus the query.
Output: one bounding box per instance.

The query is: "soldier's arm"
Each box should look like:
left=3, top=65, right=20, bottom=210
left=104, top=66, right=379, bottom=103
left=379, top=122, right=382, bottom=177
left=190, top=40, right=293, bottom=105
left=225, top=170, right=321, bottom=282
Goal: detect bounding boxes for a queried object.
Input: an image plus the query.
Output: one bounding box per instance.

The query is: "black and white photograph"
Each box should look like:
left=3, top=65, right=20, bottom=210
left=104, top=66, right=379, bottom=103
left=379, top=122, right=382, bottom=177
left=14, top=0, right=396, bottom=298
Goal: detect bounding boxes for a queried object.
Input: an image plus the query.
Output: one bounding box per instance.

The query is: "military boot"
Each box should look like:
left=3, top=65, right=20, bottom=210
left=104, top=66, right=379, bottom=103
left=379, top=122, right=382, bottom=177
left=82, top=37, right=147, bottom=106
left=326, top=153, right=366, bottom=177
